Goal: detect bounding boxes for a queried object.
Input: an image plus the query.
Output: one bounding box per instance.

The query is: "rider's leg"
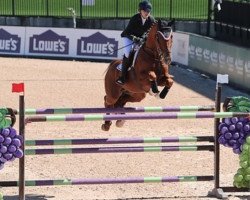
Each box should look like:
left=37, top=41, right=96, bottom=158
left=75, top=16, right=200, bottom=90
left=116, top=37, right=133, bottom=85
left=116, top=55, right=130, bottom=85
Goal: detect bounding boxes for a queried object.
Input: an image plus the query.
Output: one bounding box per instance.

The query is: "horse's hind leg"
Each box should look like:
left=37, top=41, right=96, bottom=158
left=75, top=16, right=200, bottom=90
left=101, top=96, right=114, bottom=131
left=114, top=93, right=146, bottom=128
left=113, top=94, right=128, bottom=128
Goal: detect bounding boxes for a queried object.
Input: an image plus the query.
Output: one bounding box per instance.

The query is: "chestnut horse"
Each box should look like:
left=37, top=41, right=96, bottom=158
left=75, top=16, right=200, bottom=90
left=102, top=20, right=174, bottom=131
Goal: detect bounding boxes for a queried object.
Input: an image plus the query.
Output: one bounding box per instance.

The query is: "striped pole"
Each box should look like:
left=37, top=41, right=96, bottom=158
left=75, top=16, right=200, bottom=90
left=26, top=112, right=250, bottom=122
left=0, top=175, right=214, bottom=187
left=25, top=145, right=214, bottom=155
left=25, top=136, right=214, bottom=146
left=15, top=105, right=215, bottom=115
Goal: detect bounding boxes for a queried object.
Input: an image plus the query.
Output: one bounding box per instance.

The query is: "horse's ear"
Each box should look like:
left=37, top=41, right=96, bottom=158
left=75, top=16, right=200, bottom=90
left=159, top=20, right=170, bottom=30
left=167, top=19, right=175, bottom=27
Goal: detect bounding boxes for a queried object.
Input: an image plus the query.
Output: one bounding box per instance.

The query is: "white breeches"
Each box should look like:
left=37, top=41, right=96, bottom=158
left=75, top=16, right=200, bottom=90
left=123, top=37, right=133, bottom=58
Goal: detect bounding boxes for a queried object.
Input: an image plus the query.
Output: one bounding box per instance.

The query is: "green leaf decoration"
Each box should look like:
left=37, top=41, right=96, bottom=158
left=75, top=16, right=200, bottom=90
left=226, top=96, right=250, bottom=112
left=234, top=136, right=250, bottom=188
left=0, top=192, right=3, bottom=200
left=0, top=108, right=12, bottom=129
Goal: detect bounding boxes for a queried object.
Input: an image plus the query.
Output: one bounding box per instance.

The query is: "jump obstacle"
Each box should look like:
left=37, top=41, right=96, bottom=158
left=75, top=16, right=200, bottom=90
left=1, top=79, right=250, bottom=200
left=14, top=105, right=215, bottom=115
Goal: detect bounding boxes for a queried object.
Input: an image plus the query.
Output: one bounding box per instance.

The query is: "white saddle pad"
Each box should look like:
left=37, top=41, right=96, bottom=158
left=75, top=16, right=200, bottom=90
left=116, top=45, right=141, bottom=72
left=117, top=63, right=123, bottom=71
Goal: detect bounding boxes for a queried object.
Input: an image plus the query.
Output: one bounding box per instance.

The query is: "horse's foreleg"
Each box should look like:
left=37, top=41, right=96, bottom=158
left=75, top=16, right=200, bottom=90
left=148, top=71, right=159, bottom=95
left=158, top=74, right=174, bottom=99
left=159, top=86, right=170, bottom=99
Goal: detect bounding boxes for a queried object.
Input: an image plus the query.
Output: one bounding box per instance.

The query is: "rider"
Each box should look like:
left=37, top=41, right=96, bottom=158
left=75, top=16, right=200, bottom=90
left=116, top=0, right=156, bottom=85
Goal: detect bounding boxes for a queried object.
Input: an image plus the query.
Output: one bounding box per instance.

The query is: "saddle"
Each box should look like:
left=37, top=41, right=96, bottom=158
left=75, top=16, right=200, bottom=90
left=116, top=44, right=140, bottom=72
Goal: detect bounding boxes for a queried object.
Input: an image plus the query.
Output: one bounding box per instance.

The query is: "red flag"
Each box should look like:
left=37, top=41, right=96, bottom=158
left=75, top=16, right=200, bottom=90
left=12, top=83, right=24, bottom=93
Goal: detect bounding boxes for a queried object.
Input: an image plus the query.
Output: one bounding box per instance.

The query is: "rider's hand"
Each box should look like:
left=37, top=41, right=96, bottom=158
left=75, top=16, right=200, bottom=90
left=132, top=36, right=143, bottom=44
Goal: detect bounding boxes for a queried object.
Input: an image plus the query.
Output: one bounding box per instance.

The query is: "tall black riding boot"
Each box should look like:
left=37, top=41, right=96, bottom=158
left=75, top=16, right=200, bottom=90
left=116, top=56, right=130, bottom=85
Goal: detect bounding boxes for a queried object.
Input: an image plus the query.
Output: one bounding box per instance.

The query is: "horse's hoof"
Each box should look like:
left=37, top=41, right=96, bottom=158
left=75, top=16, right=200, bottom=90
left=116, top=120, right=125, bottom=127
left=101, top=124, right=110, bottom=131
left=149, top=89, right=160, bottom=97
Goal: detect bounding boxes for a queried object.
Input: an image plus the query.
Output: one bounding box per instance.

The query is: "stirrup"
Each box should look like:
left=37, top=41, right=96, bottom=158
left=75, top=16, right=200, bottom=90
left=116, top=77, right=125, bottom=85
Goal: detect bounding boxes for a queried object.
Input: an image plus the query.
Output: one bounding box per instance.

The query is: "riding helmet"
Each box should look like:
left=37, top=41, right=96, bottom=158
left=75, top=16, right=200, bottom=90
left=138, top=0, right=152, bottom=12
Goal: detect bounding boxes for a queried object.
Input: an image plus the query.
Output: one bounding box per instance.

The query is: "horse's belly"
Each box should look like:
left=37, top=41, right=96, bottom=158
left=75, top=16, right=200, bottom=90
left=125, top=78, right=151, bottom=93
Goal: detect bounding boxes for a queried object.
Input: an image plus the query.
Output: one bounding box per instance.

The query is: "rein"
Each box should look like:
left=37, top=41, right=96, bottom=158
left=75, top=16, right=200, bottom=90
left=141, top=30, right=172, bottom=65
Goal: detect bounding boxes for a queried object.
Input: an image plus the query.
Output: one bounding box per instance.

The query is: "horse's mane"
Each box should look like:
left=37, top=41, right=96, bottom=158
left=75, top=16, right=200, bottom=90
left=143, top=21, right=158, bottom=39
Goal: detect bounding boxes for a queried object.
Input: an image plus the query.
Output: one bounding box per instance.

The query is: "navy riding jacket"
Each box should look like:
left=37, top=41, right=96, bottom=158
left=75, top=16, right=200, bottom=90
left=121, top=13, right=156, bottom=40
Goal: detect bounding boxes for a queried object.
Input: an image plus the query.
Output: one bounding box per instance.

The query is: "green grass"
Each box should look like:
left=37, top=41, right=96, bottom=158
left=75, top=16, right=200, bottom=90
left=0, top=0, right=13, bottom=15
left=0, top=0, right=208, bottom=20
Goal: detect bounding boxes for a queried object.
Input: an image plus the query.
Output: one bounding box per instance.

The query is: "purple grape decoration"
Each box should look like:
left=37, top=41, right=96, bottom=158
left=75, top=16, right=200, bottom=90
left=9, top=128, right=17, bottom=138
left=224, top=132, right=232, bottom=140
left=0, top=135, right=4, bottom=143
left=14, top=149, right=23, bottom=158
left=8, top=145, right=17, bottom=153
left=0, top=127, right=24, bottom=170
left=0, top=145, right=7, bottom=154
left=218, top=123, right=227, bottom=131
left=1, top=128, right=10, bottom=137
left=0, top=163, right=4, bottom=170
left=243, top=124, right=250, bottom=132
left=3, top=153, right=13, bottom=161
left=221, top=126, right=229, bottom=134
left=231, top=117, right=239, bottom=124
left=233, top=148, right=241, bottom=154
left=12, top=138, right=21, bottom=147
left=219, top=117, right=250, bottom=154
left=233, top=132, right=240, bottom=139
left=218, top=135, right=227, bottom=145
left=236, top=122, right=243, bottom=130
left=223, top=118, right=232, bottom=125
left=229, top=124, right=236, bottom=132
left=3, top=137, right=12, bottom=145
left=0, top=157, right=7, bottom=163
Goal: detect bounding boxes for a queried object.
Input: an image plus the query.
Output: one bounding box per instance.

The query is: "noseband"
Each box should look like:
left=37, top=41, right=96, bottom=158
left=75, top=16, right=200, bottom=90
left=142, top=33, right=171, bottom=62
left=155, top=29, right=172, bottom=60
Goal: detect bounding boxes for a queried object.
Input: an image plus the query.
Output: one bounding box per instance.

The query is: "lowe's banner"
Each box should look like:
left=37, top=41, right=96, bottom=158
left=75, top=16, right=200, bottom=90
left=0, top=26, right=123, bottom=60
left=0, top=26, right=25, bottom=55
left=188, top=34, right=250, bottom=91
left=0, top=26, right=190, bottom=63
left=25, top=27, right=122, bottom=59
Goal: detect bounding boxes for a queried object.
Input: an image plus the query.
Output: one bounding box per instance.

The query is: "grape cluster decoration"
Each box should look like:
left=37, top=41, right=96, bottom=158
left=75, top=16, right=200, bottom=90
left=218, top=116, right=250, bottom=188
left=0, top=127, right=23, bottom=170
left=218, top=117, right=250, bottom=154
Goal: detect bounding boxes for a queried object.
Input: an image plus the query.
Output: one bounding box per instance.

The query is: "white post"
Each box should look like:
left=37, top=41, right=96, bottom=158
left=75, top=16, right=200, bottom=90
left=67, top=7, right=76, bottom=29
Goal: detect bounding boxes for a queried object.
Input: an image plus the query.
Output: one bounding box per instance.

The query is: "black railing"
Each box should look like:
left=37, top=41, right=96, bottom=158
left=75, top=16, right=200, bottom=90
left=0, top=0, right=209, bottom=20
left=215, top=0, right=250, bottom=28
left=214, top=0, right=250, bottom=47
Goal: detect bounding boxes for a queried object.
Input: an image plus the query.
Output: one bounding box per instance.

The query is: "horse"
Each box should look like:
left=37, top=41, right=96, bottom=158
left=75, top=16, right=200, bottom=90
left=102, top=19, right=174, bottom=131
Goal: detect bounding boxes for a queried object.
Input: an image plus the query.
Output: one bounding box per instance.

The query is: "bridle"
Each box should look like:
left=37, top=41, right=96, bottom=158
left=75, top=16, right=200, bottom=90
left=141, top=24, right=173, bottom=66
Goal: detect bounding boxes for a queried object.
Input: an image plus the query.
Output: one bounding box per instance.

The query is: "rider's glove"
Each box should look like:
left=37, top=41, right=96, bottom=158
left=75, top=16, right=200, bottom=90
left=132, top=36, right=143, bottom=44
